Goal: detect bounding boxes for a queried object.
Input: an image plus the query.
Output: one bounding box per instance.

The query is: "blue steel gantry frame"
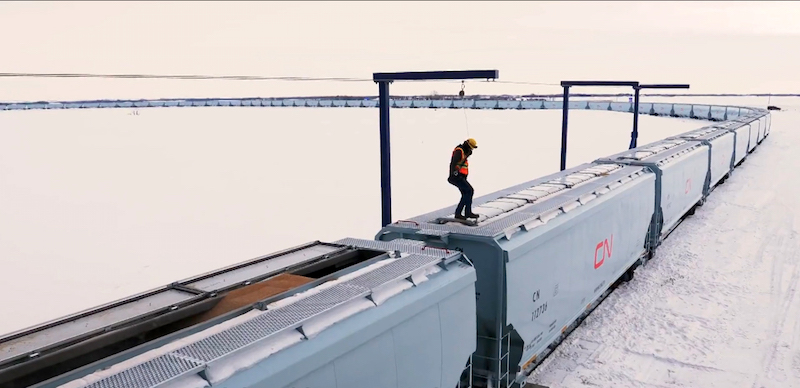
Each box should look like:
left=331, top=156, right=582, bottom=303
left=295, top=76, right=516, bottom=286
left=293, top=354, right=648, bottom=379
left=559, top=81, right=690, bottom=171
left=373, top=70, right=499, bottom=227
left=631, top=84, right=691, bottom=148
left=560, top=81, right=638, bottom=171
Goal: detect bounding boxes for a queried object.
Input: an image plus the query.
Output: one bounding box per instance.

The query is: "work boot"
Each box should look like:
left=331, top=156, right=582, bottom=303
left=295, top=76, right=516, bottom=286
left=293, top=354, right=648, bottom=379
left=465, top=212, right=480, bottom=219
left=454, top=214, right=467, bottom=220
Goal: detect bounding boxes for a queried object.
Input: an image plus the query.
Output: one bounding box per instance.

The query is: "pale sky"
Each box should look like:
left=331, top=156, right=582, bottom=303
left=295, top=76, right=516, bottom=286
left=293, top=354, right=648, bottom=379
left=0, top=1, right=799, bottom=99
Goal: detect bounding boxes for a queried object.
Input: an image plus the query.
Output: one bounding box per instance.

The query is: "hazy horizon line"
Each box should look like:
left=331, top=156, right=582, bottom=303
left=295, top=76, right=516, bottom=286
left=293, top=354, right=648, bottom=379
left=1, top=93, right=793, bottom=105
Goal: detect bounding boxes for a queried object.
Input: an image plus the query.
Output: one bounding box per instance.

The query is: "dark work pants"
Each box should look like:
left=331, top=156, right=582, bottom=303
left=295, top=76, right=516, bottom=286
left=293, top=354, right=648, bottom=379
left=448, top=175, right=474, bottom=216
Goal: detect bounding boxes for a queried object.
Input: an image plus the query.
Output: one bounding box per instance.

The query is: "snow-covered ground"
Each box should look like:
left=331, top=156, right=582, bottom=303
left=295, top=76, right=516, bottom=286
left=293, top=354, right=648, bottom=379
left=528, top=107, right=800, bottom=387
left=0, top=105, right=700, bottom=336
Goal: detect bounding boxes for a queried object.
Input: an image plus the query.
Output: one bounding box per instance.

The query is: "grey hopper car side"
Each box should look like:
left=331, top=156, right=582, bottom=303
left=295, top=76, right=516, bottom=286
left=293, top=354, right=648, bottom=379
left=747, top=118, right=760, bottom=152
left=595, top=138, right=710, bottom=247
left=669, top=126, right=737, bottom=191
left=376, top=163, right=656, bottom=387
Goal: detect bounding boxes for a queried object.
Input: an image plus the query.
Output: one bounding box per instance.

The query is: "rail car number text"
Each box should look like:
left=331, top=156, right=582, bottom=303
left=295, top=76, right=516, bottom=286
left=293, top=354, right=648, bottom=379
left=594, top=234, right=613, bottom=269
left=532, top=289, right=540, bottom=303
left=531, top=302, right=548, bottom=321
left=525, top=331, right=544, bottom=352
left=593, top=280, right=607, bottom=294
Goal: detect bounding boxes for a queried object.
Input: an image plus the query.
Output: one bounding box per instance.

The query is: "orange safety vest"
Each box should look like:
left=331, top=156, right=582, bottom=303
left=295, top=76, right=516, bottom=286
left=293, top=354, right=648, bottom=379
left=453, top=147, right=469, bottom=175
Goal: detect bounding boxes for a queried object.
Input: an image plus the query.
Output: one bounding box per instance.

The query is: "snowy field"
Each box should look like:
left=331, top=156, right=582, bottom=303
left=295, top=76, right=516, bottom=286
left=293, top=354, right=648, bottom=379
left=0, top=96, right=797, bottom=388
left=0, top=102, right=703, bottom=335
left=528, top=101, right=800, bottom=388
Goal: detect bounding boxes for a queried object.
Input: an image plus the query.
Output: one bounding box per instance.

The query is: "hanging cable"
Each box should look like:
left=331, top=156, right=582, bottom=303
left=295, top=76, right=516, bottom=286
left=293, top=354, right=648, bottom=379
left=463, top=109, right=471, bottom=137
left=0, top=72, right=564, bottom=87
left=459, top=81, right=471, bottom=137
left=494, top=80, right=562, bottom=87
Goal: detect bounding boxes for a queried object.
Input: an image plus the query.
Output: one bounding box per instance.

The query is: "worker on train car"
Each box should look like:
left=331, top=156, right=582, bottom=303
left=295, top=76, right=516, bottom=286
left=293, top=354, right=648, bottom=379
left=448, top=138, right=479, bottom=220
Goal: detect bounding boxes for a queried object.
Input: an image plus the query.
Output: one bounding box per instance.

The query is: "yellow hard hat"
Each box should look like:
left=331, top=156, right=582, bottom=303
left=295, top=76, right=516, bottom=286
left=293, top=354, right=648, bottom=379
left=467, top=138, right=478, bottom=149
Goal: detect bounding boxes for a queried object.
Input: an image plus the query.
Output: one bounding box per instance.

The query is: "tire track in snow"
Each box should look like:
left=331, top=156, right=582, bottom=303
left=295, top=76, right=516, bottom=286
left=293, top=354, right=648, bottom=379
left=751, top=206, right=791, bottom=383
left=752, top=128, right=800, bottom=386
left=760, top=224, right=799, bottom=384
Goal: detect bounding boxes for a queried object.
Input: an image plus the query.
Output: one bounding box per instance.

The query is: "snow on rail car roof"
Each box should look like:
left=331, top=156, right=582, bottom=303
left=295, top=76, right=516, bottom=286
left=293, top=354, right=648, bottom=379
left=681, top=126, right=731, bottom=138
left=597, top=136, right=708, bottom=168
left=669, top=124, right=737, bottom=142
left=49, top=239, right=465, bottom=388
left=386, top=163, right=651, bottom=240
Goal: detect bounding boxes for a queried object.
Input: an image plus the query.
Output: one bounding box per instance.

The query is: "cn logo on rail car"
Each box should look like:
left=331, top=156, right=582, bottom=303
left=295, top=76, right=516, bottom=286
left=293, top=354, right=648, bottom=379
left=594, top=234, right=613, bottom=269
left=531, top=289, right=547, bottom=321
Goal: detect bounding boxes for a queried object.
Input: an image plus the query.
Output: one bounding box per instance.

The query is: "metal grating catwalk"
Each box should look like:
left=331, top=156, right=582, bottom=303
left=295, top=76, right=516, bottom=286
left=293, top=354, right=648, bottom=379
left=70, top=248, right=454, bottom=388
left=333, top=238, right=453, bottom=258
left=173, top=284, right=370, bottom=363
left=83, top=354, right=203, bottom=388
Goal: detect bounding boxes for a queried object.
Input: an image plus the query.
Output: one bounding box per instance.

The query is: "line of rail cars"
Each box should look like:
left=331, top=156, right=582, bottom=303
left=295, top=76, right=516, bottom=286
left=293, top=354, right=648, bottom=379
left=375, top=109, right=770, bottom=387
left=0, top=98, right=771, bottom=122
left=0, top=108, right=770, bottom=388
